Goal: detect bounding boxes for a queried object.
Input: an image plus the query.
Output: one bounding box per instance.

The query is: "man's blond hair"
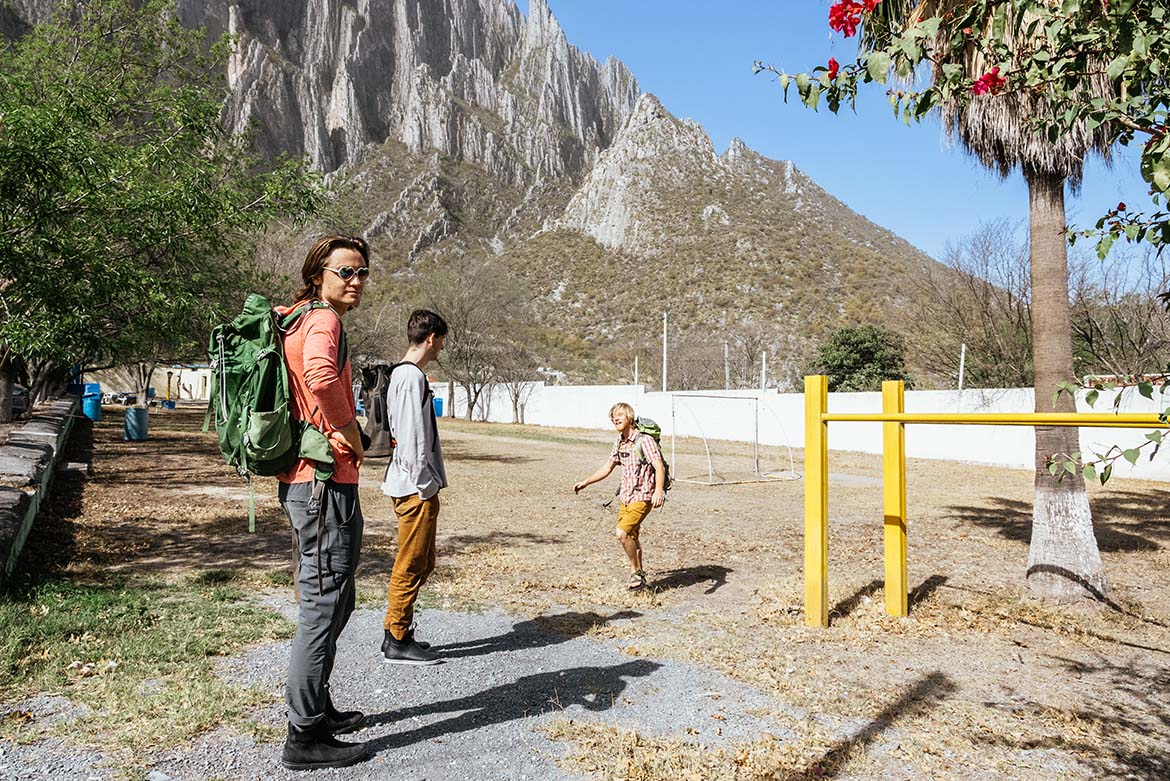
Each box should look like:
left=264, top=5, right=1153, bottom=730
left=609, top=402, right=635, bottom=421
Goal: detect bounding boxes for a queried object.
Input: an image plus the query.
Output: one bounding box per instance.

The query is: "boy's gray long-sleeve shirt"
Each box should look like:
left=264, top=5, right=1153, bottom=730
left=379, top=363, right=447, bottom=499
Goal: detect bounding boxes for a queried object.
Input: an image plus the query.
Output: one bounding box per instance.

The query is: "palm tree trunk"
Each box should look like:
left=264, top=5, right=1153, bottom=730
left=1025, top=168, right=1108, bottom=601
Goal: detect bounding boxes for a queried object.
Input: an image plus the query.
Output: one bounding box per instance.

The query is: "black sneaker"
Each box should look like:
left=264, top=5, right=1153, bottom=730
left=280, top=722, right=369, bottom=771
left=381, top=630, right=442, bottom=666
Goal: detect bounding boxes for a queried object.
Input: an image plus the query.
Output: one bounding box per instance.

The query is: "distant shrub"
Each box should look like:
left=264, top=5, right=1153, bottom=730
left=812, top=324, right=913, bottom=392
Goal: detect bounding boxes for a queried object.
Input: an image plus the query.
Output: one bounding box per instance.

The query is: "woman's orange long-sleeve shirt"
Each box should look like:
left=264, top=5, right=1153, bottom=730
left=274, top=302, right=359, bottom=485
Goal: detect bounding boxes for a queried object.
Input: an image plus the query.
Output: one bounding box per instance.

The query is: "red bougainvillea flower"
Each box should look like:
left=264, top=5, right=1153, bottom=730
left=828, top=1, right=863, bottom=37
left=972, top=67, right=1007, bottom=96
left=827, top=57, right=840, bottom=80
left=829, top=0, right=881, bottom=37
left=1117, top=202, right=1127, bottom=211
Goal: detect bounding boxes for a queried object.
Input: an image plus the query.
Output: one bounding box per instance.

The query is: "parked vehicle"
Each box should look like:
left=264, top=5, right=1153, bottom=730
left=114, top=392, right=138, bottom=406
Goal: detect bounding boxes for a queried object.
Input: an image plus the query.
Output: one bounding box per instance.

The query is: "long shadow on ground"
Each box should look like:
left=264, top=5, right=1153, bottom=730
left=797, top=671, right=956, bottom=779
left=651, top=564, right=731, bottom=594
left=429, top=610, right=642, bottom=659
left=830, top=575, right=949, bottom=622
left=365, top=660, right=661, bottom=751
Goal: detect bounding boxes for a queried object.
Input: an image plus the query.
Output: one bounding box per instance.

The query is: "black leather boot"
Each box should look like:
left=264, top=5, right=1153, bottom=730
left=280, top=722, right=369, bottom=770
left=324, top=696, right=366, bottom=735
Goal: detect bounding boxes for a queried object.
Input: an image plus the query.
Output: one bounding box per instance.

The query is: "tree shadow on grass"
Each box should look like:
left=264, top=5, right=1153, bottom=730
left=6, top=418, right=92, bottom=588
left=441, top=442, right=537, bottom=465
left=979, top=654, right=1170, bottom=779
left=650, top=564, right=730, bottom=594
left=945, top=490, right=1170, bottom=553
left=795, top=671, right=956, bottom=779
left=441, top=531, right=566, bottom=551
left=428, top=610, right=642, bottom=659
left=366, top=660, right=661, bottom=752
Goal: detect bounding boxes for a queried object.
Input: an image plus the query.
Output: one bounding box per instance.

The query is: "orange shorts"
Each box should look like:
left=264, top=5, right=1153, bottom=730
left=616, top=501, right=652, bottom=539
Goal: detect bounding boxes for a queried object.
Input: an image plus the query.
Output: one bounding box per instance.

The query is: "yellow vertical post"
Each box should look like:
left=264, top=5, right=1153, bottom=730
left=804, top=375, right=829, bottom=627
left=882, top=380, right=908, bottom=617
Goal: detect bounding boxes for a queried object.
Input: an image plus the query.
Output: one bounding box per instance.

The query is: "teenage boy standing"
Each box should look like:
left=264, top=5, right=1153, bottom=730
left=573, top=403, right=666, bottom=590
left=380, top=310, right=448, bottom=664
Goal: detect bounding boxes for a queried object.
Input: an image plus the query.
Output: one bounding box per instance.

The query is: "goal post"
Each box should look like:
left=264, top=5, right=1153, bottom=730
left=669, top=393, right=799, bottom=486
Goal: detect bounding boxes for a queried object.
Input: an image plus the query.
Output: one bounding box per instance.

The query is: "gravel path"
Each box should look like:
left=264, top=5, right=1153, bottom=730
left=1, top=604, right=789, bottom=781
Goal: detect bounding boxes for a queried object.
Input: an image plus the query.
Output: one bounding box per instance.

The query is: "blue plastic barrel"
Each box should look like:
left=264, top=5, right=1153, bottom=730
left=82, top=395, right=102, bottom=422
left=83, top=382, right=101, bottom=397
left=123, top=407, right=149, bottom=441
left=433, top=397, right=443, bottom=417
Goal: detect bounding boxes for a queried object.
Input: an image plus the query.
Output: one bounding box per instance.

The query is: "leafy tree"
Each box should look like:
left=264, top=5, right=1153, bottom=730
left=757, top=0, right=1159, bottom=601
left=813, top=324, right=913, bottom=392
left=0, top=0, right=321, bottom=419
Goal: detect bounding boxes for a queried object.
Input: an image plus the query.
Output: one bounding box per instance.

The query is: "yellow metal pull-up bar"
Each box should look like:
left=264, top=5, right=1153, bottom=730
left=802, top=375, right=1168, bottom=628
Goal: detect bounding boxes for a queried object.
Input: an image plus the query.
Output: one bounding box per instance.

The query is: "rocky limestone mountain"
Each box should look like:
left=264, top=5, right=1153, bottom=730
left=7, top=0, right=948, bottom=387
left=170, top=0, right=639, bottom=185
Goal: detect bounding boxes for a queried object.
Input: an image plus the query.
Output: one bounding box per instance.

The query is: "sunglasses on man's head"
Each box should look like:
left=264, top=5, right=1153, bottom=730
left=324, top=266, right=370, bottom=281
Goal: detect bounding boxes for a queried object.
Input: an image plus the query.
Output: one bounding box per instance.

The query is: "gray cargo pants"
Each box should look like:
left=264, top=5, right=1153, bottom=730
left=279, top=480, right=363, bottom=730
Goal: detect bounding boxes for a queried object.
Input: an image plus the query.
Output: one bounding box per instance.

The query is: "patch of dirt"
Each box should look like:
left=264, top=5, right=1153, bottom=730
left=15, top=407, right=1170, bottom=779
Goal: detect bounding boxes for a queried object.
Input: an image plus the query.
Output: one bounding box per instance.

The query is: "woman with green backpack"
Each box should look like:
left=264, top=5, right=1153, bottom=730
left=273, top=235, right=372, bottom=771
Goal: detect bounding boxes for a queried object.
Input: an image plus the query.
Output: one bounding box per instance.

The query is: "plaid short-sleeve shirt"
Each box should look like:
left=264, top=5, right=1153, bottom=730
left=609, top=431, right=661, bottom=505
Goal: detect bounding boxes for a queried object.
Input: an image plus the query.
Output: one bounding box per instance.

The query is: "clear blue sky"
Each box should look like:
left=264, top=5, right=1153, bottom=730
left=521, top=0, right=1146, bottom=262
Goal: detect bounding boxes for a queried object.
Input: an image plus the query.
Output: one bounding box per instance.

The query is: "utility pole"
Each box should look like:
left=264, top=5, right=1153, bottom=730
left=661, top=311, right=667, bottom=393
left=958, top=343, right=967, bottom=393
left=760, top=351, right=767, bottom=390
left=957, top=342, right=967, bottom=412
left=724, top=341, right=730, bottom=389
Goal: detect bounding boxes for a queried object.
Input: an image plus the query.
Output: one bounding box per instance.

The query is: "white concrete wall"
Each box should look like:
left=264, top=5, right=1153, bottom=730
left=433, top=381, right=1170, bottom=482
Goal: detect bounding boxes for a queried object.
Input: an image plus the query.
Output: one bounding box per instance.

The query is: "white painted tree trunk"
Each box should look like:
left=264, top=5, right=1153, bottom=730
left=1025, top=169, right=1108, bottom=601
left=1027, top=482, right=1108, bottom=601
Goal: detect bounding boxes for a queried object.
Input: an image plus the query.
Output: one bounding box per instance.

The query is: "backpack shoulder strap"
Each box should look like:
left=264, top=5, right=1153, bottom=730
left=385, top=361, right=438, bottom=448
left=632, top=431, right=647, bottom=464
left=389, top=362, right=429, bottom=410
left=281, top=300, right=347, bottom=368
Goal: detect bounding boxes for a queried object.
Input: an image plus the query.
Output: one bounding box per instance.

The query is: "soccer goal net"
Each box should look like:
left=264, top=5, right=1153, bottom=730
left=669, top=394, right=799, bottom=486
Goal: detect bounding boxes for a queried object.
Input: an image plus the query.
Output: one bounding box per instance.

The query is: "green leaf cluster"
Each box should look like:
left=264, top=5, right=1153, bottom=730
left=0, top=0, right=323, bottom=372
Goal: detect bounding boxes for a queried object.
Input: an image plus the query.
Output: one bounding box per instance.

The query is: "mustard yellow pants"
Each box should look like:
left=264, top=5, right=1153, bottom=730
left=383, top=493, right=439, bottom=640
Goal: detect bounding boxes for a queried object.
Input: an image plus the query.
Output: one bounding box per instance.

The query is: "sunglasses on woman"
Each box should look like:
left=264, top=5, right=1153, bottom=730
left=324, top=266, right=370, bottom=281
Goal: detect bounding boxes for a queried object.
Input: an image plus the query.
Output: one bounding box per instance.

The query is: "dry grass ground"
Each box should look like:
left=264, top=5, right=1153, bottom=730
left=8, top=407, right=1170, bottom=779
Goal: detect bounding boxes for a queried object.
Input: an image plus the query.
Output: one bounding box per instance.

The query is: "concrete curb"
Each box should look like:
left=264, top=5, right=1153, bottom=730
left=0, top=398, right=80, bottom=585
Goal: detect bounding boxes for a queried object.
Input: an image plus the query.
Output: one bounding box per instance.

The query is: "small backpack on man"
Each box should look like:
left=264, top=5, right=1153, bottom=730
left=205, top=294, right=344, bottom=529
left=629, top=416, right=673, bottom=491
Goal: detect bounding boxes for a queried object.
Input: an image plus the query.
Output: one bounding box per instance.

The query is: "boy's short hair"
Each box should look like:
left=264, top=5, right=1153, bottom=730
left=609, top=402, right=635, bottom=421
left=407, top=309, right=449, bottom=345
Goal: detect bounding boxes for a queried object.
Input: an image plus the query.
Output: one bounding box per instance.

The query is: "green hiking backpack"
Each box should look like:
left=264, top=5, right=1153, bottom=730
left=631, top=416, right=673, bottom=491
left=206, top=294, right=344, bottom=529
